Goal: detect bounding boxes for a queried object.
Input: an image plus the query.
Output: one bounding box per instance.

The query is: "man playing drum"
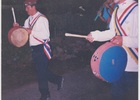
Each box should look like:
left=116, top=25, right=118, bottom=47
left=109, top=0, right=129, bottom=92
left=86, top=0, right=138, bottom=100
left=13, top=0, right=64, bottom=100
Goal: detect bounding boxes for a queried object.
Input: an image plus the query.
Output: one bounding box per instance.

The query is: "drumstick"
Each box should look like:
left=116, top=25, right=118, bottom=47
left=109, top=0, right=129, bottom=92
left=11, top=7, right=16, bottom=23
left=65, top=33, right=87, bottom=39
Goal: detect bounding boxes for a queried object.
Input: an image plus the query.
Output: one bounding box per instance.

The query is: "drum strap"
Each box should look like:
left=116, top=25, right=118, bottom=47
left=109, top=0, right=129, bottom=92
left=114, top=2, right=138, bottom=64
left=30, top=14, right=52, bottom=60
left=29, top=14, right=45, bottom=29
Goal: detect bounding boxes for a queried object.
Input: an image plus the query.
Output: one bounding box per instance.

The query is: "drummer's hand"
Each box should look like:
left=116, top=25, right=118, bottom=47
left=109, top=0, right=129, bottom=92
left=86, top=33, right=94, bottom=43
left=111, top=36, right=123, bottom=46
left=13, top=22, right=19, bottom=27
left=25, top=28, right=32, bottom=34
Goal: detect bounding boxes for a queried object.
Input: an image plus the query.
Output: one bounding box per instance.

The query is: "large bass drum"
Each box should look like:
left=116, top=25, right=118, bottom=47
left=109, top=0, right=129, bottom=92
left=91, top=42, right=127, bottom=83
left=8, top=26, right=28, bottom=47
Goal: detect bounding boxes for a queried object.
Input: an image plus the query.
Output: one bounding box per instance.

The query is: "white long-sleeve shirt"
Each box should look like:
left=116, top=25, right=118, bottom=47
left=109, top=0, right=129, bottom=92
left=24, top=12, right=50, bottom=46
left=90, top=0, right=138, bottom=72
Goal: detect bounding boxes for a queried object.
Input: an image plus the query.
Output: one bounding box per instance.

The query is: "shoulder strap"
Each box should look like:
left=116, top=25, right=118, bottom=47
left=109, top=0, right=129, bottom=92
left=114, top=2, right=138, bottom=36
left=118, top=2, right=138, bottom=25
left=114, top=3, right=138, bottom=64
left=29, top=14, right=46, bottom=29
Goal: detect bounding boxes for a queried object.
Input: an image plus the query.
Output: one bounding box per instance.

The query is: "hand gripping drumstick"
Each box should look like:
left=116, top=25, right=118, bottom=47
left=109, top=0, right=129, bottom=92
left=65, top=33, right=87, bottom=39
left=11, top=7, right=17, bottom=23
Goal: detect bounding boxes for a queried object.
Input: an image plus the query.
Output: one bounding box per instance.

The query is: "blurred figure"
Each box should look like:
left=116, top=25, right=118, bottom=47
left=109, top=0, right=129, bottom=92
left=94, top=0, right=118, bottom=29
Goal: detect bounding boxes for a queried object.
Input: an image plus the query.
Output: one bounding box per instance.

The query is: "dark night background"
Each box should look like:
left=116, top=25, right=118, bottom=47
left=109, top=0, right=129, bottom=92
left=2, top=0, right=115, bottom=93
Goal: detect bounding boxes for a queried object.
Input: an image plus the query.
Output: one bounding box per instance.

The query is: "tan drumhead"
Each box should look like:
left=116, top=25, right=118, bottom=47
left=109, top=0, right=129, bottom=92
left=9, top=27, right=28, bottom=47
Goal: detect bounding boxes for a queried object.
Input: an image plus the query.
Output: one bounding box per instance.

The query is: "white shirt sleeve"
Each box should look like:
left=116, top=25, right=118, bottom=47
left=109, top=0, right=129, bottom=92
left=90, top=11, right=116, bottom=42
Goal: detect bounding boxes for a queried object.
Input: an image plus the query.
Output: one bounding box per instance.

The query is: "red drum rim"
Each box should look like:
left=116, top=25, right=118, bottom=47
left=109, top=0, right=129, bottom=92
left=8, top=26, right=28, bottom=47
left=90, top=42, right=127, bottom=83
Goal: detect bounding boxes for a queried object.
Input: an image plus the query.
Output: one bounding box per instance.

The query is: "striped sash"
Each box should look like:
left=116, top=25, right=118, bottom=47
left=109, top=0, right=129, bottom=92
left=33, top=36, right=52, bottom=60
left=29, top=14, right=44, bottom=29
left=30, top=14, right=52, bottom=60
left=114, top=2, right=138, bottom=64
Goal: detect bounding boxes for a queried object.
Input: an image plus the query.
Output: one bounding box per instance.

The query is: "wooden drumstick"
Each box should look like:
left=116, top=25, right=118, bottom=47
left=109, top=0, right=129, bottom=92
left=65, top=33, right=87, bottom=39
left=11, top=7, right=16, bottom=23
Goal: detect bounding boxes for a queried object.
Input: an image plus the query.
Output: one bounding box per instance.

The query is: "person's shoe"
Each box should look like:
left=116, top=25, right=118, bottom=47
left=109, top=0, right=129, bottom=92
left=40, top=93, right=50, bottom=100
left=57, top=77, right=64, bottom=90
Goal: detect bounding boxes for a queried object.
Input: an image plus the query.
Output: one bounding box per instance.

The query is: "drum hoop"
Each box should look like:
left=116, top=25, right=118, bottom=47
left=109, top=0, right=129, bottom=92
left=8, top=27, right=28, bottom=47
left=90, top=42, right=127, bottom=82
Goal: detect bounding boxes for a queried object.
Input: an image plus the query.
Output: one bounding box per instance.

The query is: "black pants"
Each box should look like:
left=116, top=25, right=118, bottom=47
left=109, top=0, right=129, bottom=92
left=31, top=44, right=61, bottom=95
left=111, top=72, right=138, bottom=100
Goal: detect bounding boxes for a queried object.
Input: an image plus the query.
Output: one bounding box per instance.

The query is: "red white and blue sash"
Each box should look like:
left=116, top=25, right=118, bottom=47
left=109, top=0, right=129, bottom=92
left=29, top=14, right=44, bottom=29
left=33, top=36, right=52, bottom=60
left=114, top=2, right=138, bottom=64
left=29, top=14, right=52, bottom=60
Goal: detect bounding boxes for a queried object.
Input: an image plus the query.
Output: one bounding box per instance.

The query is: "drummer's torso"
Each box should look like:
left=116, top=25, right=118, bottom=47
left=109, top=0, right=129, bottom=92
left=24, top=12, right=50, bottom=46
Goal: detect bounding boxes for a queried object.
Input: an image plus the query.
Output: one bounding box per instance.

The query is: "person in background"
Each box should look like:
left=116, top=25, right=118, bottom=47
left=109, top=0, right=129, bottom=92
left=94, top=0, right=118, bottom=29
left=87, top=0, right=138, bottom=100
left=13, top=0, right=64, bottom=100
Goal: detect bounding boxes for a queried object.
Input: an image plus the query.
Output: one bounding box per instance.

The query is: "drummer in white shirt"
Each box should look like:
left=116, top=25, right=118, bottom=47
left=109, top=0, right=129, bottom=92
left=13, top=0, right=64, bottom=100
left=86, top=0, right=138, bottom=100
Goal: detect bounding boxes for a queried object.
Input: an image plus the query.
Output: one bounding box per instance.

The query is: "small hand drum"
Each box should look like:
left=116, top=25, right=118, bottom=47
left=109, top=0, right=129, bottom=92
left=8, top=26, right=28, bottom=47
left=91, top=42, right=127, bottom=83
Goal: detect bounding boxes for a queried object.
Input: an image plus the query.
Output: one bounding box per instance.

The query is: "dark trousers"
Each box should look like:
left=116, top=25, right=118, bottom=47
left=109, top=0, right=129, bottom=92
left=31, top=44, right=61, bottom=95
left=111, top=72, right=138, bottom=100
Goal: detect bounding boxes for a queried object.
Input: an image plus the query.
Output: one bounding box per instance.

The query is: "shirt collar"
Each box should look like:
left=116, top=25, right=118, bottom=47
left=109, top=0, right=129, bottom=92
left=29, top=11, right=40, bottom=20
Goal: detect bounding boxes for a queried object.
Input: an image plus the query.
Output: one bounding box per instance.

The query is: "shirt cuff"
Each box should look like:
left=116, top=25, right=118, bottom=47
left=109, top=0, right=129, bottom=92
left=90, top=30, right=100, bottom=41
